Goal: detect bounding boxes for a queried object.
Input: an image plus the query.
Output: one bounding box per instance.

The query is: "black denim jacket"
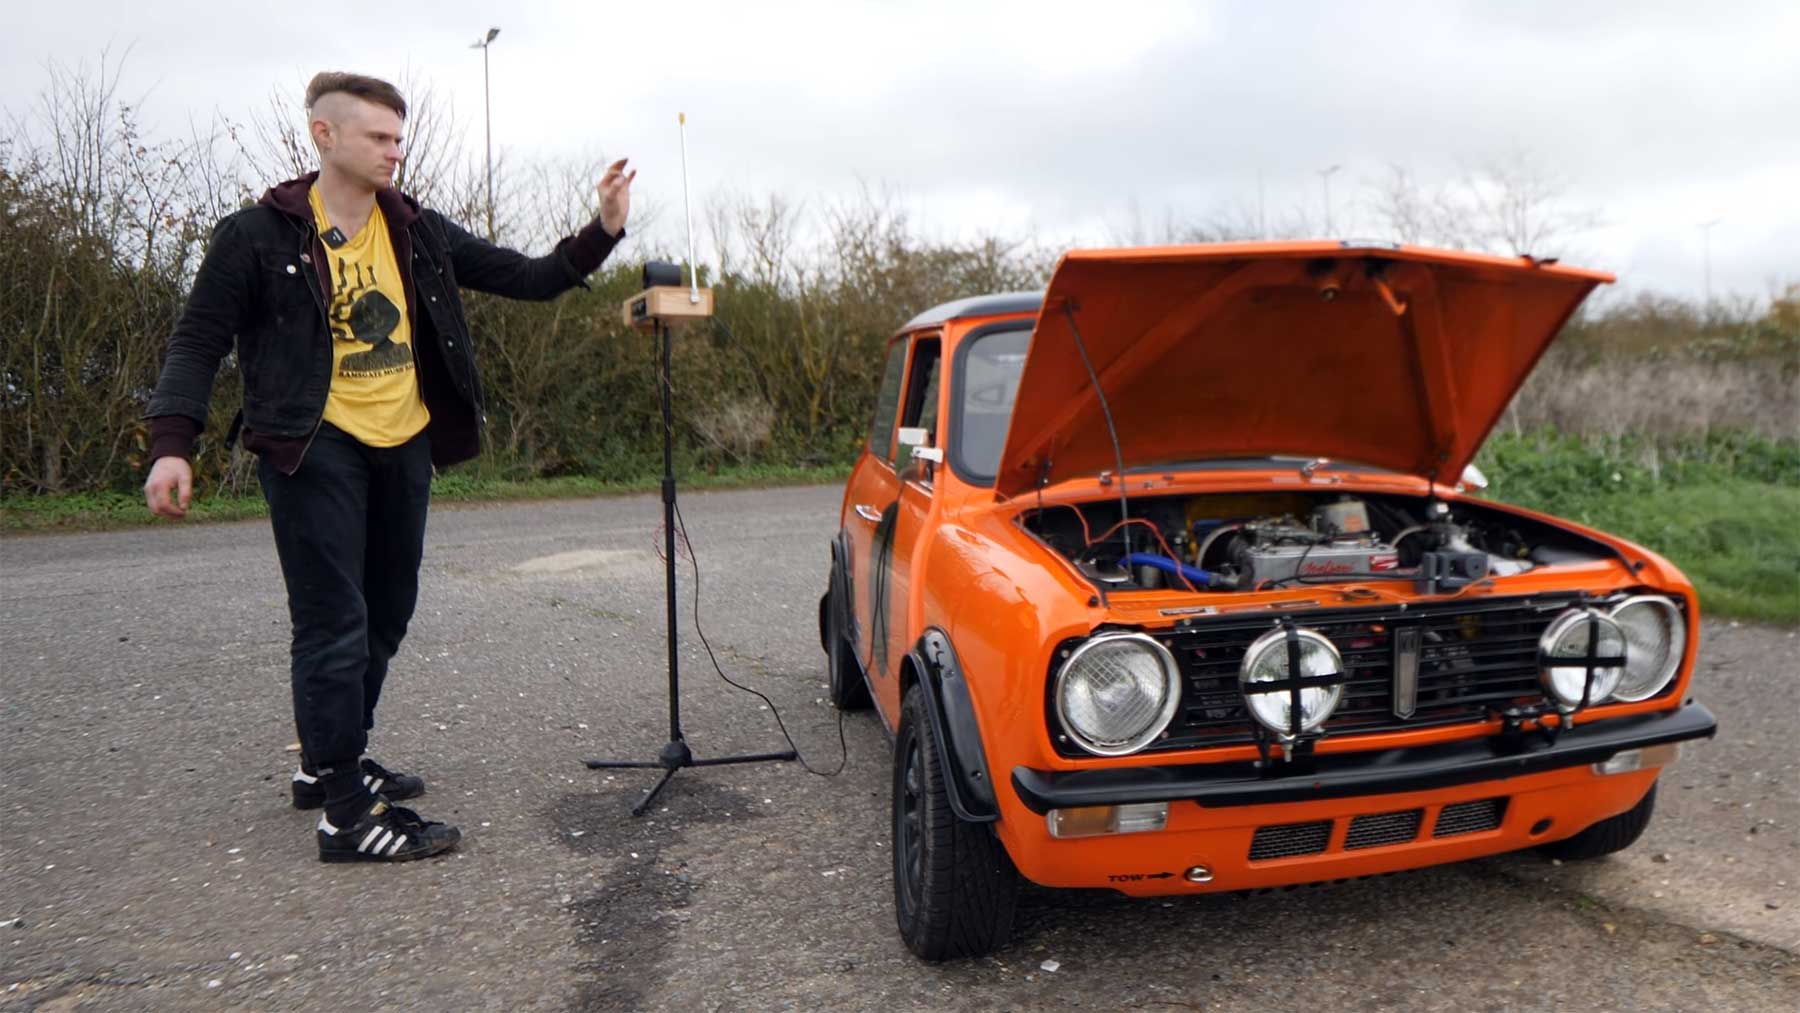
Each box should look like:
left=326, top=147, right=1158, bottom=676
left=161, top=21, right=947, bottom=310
left=146, top=172, right=621, bottom=472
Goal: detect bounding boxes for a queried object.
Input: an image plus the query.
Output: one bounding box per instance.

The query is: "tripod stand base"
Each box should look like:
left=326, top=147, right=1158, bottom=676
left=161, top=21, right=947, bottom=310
left=586, top=741, right=798, bottom=816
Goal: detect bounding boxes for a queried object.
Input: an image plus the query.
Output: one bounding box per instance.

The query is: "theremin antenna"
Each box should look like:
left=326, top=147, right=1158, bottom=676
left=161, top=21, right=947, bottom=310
left=679, top=112, right=699, bottom=304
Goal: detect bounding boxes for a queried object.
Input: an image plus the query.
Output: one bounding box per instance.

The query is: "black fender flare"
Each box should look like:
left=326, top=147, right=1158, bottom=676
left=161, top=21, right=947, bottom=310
left=821, top=529, right=857, bottom=653
left=910, top=628, right=999, bottom=823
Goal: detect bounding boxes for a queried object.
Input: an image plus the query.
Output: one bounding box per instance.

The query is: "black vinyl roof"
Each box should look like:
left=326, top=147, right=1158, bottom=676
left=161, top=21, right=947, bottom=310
left=899, top=291, right=1043, bottom=331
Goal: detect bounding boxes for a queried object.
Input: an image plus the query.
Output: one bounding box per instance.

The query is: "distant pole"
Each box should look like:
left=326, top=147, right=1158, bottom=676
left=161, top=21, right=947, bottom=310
left=1317, top=164, right=1342, bottom=237
left=471, top=27, right=501, bottom=239
left=1698, top=218, right=1722, bottom=310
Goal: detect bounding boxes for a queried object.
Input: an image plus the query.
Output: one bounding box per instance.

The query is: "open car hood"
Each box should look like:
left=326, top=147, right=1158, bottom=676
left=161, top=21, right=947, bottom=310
left=993, top=243, right=1610, bottom=497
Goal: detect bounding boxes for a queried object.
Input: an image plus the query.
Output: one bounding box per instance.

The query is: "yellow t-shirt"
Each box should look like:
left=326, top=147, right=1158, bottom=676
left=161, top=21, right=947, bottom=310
left=309, top=188, right=430, bottom=446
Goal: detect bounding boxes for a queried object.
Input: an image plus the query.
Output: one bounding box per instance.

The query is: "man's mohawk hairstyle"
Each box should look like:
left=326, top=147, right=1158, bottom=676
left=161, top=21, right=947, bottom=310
left=304, top=72, right=408, bottom=119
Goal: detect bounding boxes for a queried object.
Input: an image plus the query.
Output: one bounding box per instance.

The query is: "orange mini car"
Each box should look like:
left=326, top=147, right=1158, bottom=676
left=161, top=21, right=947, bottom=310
left=820, top=242, right=1717, bottom=960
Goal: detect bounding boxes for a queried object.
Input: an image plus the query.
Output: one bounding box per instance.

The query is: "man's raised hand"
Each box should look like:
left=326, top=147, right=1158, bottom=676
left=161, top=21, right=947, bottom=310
left=598, top=158, right=636, bottom=237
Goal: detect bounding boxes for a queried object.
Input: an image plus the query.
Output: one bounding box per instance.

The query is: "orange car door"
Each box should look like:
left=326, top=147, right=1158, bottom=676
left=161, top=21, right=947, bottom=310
left=876, top=336, right=943, bottom=717
left=844, top=338, right=909, bottom=699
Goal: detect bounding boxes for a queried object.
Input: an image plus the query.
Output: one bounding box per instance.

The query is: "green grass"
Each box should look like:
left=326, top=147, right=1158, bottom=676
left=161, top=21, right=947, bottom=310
left=0, top=461, right=849, bottom=536
left=1478, top=432, right=1799, bottom=625
left=1507, top=481, right=1798, bottom=624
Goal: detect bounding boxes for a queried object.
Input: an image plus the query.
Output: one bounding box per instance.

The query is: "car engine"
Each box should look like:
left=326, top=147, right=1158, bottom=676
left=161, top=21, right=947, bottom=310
left=1206, top=498, right=1502, bottom=592
left=1026, top=490, right=1578, bottom=594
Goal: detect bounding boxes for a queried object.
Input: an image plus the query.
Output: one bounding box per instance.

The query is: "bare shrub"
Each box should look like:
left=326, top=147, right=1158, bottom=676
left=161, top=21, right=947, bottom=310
left=691, top=396, right=776, bottom=464
left=1, top=52, right=236, bottom=495
left=1508, top=284, right=1799, bottom=444
left=1512, top=351, right=1797, bottom=442
left=1364, top=151, right=1600, bottom=258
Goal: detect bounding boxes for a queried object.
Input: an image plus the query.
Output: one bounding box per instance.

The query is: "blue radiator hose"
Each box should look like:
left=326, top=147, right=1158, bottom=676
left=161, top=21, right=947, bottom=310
left=1120, top=552, right=1225, bottom=588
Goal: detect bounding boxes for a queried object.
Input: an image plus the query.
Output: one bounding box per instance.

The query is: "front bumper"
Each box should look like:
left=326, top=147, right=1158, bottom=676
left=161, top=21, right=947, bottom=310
left=1012, top=702, right=1716, bottom=814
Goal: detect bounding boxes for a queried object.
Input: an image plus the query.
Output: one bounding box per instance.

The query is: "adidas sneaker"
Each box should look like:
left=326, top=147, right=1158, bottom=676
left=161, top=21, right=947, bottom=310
left=317, top=800, right=460, bottom=863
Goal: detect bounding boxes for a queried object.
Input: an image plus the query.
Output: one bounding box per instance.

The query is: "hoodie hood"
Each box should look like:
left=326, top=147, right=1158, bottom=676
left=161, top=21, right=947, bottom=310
left=259, top=171, right=421, bottom=229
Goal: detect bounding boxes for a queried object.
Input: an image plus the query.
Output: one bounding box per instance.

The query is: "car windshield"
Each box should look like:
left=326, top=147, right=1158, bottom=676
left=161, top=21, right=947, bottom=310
left=954, top=326, right=1031, bottom=479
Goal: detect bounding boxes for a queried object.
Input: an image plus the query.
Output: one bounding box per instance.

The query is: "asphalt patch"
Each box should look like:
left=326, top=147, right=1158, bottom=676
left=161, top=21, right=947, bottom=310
left=547, top=780, right=760, bottom=1010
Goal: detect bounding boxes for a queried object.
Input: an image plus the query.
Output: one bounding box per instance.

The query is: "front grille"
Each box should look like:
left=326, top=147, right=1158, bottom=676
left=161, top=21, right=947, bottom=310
left=1247, top=801, right=1506, bottom=863
left=1137, top=594, right=1584, bottom=755
left=1345, top=809, right=1424, bottom=850
left=1249, top=820, right=1333, bottom=861
left=1433, top=797, right=1509, bottom=837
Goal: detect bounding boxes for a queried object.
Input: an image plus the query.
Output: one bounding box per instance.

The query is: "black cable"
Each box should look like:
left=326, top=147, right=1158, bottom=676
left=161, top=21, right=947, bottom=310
left=1293, top=538, right=1316, bottom=585
left=671, top=497, right=849, bottom=777
left=1256, top=537, right=1317, bottom=591
left=1061, top=303, right=1132, bottom=559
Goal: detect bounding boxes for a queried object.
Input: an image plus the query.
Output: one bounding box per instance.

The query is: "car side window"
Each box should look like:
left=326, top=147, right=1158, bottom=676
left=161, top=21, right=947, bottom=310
left=899, top=339, right=942, bottom=442
left=868, top=340, right=909, bottom=464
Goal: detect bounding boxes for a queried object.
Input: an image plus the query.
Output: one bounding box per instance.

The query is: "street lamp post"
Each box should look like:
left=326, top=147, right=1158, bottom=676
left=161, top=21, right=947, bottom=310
left=471, top=26, right=501, bottom=238
left=1317, top=164, right=1342, bottom=238
left=1698, top=218, right=1722, bottom=311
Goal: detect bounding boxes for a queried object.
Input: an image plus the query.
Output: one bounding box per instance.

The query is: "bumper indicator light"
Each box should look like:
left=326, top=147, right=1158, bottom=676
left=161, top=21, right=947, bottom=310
left=1592, top=742, right=1680, bottom=775
left=1047, top=802, right=1169, bottom=839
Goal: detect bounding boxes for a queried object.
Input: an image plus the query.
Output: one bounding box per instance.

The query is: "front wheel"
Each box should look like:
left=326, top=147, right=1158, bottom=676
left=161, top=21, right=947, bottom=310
left=1539, top=781, right=1657, bottom=861
left=892, top=685, right=1017, bottom=960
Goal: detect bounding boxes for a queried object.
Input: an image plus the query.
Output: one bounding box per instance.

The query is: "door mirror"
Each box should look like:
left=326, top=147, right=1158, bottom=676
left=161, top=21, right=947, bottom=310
left=1458, top=463, right=1489, bottom=493
left=897, top=428, right=941, bottom=482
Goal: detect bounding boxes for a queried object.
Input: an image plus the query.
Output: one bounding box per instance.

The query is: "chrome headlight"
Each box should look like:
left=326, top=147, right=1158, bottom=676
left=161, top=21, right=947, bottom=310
left=1607, top=595, right=1686, bottom=702
left=1054, top=633, right=1181, bottom=756
left=1538, top=609, right=1627, bottom=710
left=1239, top=626, right=1345, bottom=737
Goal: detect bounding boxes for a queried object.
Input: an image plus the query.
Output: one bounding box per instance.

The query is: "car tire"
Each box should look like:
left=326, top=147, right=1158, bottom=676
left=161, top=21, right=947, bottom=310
left=1539, top=781, right=1657, bottom=861
left=825, top=564, right=872, bottom=710
left=892, top=684, right=1018, bottom=960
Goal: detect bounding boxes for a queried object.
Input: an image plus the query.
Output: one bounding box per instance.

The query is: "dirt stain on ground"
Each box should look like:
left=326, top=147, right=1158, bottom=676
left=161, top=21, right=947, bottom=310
left=547, top=780, right=759, bottom=1010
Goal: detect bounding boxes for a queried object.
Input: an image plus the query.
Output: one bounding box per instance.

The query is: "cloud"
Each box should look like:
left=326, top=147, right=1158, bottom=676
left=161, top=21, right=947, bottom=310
left=5, top=0, right=1795, bottom=299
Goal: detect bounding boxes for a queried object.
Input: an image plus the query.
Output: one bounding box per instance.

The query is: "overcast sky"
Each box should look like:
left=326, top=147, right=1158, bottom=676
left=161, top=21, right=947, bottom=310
left=9, top=0, right=1797, bottom=304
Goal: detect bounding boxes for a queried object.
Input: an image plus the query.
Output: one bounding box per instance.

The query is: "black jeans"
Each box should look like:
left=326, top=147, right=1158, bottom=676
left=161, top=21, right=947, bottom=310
left=260, top=423, right=432, bottom=770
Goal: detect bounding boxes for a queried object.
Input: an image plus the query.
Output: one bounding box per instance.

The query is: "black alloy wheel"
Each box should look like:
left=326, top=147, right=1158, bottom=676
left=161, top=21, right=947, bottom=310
left=825, top=564, right=872, bottom=710
left=897, top=716, right=928, bottom=915
left=891, top=685, right=1017, bottom=960
left=1538, top=781, right=1659, bottom=861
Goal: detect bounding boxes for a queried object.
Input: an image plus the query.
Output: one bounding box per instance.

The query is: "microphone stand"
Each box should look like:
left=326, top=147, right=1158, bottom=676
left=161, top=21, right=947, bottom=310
left=585, top=315, right=797, bottom=816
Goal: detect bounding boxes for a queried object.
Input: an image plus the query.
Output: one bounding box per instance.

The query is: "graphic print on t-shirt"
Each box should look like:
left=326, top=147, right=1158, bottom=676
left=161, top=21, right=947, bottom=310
left=309, top=186, right=429, bottom=446
left=329, top=260, right=411, bottom=375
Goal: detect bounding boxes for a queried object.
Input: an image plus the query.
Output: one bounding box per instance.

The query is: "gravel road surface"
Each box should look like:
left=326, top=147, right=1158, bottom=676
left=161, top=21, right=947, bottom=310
left=3, top=485, right=1795, bottom=1011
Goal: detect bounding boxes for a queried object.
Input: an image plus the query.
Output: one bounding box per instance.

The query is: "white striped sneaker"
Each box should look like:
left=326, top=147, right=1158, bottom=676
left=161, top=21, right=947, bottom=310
left=317, top=801, right=460, bottom=863
left=292, top=757, right=426, bottom=810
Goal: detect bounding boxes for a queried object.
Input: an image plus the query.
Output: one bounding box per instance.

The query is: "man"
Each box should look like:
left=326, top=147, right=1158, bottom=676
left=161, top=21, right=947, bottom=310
left=143, top=71, right=633, bottom=862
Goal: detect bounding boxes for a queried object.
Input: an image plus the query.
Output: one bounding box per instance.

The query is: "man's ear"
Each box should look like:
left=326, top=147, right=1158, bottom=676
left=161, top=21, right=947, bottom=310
left=308, top=115, right=333, bottom=153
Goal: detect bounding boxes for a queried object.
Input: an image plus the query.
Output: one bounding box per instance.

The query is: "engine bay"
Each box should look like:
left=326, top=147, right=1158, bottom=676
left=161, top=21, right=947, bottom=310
left=1020, top=489, right=1613, bottom=594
